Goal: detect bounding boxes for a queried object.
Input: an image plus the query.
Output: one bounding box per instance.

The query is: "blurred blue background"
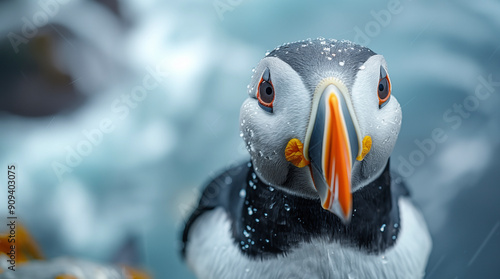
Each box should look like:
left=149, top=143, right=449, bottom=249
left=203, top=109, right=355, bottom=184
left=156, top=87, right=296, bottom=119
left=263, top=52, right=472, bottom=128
left=0, top=0, right=499, bottom=278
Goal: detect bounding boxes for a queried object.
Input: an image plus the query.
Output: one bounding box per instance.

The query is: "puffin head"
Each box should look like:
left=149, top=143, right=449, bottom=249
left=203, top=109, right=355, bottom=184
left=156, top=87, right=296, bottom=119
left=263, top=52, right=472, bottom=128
left=240, top=38, right=402, bottom=223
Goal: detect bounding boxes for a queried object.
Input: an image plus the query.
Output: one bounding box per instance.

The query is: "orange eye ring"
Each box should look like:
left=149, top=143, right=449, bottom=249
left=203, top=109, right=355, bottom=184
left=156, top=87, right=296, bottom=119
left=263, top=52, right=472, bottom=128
left=257, top=67, right=275, bottom=114
left=377, top=75, right=391, bottom=107
left=257, top=77, right=275, bottom=108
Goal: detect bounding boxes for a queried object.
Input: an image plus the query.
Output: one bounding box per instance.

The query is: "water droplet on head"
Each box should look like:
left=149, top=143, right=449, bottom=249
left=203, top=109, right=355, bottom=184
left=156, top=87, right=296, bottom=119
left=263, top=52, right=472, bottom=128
left=380, top=224, right=386, bottom=232
left=239, top=189, right=246, bottom=198
left=339, top=61, right=345, bottom=66
left=284, top=204, right=291, bottom=212
left=247, top=207, right=253, bottom=215
left=243, top=230, right=250, bottom=237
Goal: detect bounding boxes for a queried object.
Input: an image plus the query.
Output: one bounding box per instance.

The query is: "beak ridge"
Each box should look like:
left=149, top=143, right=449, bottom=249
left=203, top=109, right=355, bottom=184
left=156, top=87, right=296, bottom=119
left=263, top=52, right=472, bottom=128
left=307, top=84, right=358, bottom=223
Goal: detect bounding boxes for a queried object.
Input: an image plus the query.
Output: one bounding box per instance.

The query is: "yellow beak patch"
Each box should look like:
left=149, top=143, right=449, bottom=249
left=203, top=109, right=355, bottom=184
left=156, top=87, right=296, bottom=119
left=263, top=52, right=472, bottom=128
left=285, top=138, right=310, bottom=168
left=356, top=135, right=372, bottom=161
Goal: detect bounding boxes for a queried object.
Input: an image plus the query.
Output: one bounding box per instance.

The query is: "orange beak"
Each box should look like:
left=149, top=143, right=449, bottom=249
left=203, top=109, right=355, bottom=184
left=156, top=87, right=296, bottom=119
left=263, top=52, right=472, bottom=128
left=305, top=84, right=359, bottom=224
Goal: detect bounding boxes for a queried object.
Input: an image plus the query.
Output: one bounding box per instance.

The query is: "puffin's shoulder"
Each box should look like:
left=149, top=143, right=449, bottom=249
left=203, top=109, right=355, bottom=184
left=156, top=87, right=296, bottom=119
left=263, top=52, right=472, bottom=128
left=181, top=160, right=250, bottom=258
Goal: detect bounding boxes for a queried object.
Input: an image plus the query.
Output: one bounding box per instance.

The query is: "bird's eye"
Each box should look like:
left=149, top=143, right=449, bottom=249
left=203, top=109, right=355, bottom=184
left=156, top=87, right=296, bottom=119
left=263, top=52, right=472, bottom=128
left=257, top=68, right=274, bottom=113
left=378, top=66, right=391, bottom=108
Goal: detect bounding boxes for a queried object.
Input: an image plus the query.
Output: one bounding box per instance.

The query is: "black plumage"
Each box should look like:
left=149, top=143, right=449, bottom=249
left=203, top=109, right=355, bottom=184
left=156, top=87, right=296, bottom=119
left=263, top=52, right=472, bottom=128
left=182, top=159, right=408, bottom=260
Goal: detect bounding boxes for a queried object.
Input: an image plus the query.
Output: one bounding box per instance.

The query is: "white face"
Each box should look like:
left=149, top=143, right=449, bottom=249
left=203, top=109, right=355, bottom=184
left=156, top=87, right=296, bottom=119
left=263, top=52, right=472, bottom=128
left=240, top=53, right=402, bottom=199
left=240, top=57, right=317, bottom=197
left=349, top=55, right=402, bottom=190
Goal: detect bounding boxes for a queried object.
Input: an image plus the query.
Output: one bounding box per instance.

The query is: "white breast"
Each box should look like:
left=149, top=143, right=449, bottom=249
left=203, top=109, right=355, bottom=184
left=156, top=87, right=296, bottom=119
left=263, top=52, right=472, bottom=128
left=186, top=198, right=432, bottom=279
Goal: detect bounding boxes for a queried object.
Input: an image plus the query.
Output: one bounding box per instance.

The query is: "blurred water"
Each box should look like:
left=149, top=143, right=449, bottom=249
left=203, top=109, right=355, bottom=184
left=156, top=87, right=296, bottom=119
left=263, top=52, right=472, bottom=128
left=0, top=0, right=499, bottom=278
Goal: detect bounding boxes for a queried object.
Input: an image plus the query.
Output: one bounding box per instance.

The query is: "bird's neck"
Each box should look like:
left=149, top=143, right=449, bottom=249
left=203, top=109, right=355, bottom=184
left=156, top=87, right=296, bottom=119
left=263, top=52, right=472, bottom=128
left=231, top=159, right=406, bottom=258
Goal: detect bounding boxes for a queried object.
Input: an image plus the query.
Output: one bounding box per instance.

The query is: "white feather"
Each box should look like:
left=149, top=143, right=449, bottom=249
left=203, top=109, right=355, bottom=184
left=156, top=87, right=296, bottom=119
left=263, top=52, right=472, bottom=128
left=186, top=198, right=431, bottom=279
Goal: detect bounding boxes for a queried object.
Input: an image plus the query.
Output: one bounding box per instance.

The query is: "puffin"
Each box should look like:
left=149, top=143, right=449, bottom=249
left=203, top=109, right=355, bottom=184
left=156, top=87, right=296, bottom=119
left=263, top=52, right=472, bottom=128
left=181, top=38, right=432, bottom=279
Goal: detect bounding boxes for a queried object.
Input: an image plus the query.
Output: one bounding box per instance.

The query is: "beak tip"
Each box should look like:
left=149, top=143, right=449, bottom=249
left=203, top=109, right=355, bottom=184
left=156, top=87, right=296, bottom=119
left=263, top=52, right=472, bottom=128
left=341, top=209, right=352, bottom=224
left=322, top=200, right=352, bottom=225
left=340, top=207, right=353, bottom=225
